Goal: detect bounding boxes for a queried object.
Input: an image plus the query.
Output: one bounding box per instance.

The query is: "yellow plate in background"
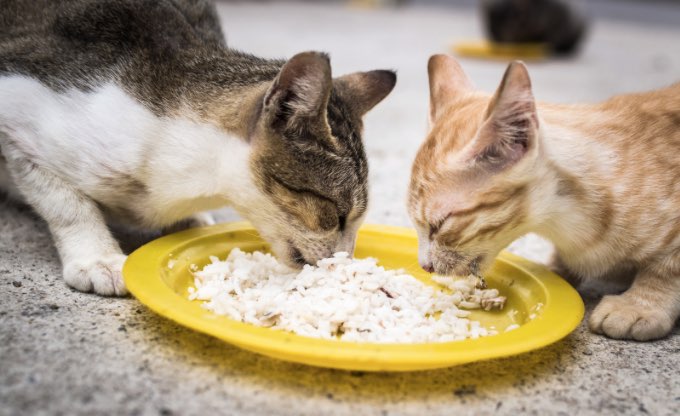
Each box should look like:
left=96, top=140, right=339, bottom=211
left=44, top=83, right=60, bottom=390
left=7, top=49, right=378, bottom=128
left=123, top=222, right=583, bottom=372
left=453, top=40, right=549, bottom=61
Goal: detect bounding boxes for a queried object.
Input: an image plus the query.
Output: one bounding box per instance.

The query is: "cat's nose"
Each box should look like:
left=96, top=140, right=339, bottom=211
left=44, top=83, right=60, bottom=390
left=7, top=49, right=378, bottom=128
left=421, top=262, right=435, bottom=273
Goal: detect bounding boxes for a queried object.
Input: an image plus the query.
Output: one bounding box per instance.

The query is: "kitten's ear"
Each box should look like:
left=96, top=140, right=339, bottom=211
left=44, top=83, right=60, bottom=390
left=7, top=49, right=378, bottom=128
left=336, top=70, right=397, bottom=115
left=467, top=61, right=538, bottom=171
left=428, top=54, right=473, bottom=123
left=264, top=51, right=332, bottom=129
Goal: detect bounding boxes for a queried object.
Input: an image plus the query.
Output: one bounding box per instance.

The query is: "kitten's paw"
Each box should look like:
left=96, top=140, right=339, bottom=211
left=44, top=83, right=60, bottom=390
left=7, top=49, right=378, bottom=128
left=63, top=254, right=128, bottom=296
left=589, top=295, right=673, bottom=341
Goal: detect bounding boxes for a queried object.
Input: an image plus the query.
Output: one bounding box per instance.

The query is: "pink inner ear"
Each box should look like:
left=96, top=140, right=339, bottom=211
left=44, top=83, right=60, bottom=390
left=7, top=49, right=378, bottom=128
left=265, top=51, right=332, bottom=118
left=462, top=62, right=538, bottom=171
left=485, top=61, right=536, bottom=122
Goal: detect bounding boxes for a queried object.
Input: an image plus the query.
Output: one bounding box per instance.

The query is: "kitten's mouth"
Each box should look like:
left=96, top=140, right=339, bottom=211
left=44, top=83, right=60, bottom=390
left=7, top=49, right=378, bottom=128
left=435, top=255, right=485, bottom=276
left=470, top=256, right=484, bottom=275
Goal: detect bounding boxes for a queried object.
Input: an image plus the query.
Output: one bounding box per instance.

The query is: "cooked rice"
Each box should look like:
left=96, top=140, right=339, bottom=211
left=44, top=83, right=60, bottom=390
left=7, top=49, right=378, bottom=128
left=188, top=249, right=507, bottom=343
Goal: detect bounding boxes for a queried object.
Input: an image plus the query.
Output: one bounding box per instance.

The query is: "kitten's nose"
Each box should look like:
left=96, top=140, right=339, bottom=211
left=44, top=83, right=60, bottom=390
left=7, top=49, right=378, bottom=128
left=421, top=262, right=434, bottom=273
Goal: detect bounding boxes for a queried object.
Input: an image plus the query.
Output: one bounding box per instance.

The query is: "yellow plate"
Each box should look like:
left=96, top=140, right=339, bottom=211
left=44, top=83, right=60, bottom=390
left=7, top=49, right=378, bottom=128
left=123, top=222, right=584, bottom=372
left=453, top=40, right=549, bottom=61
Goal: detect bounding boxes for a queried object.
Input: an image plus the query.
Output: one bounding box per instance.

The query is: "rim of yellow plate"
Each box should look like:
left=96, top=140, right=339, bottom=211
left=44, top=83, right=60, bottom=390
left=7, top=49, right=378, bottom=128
left=123, top=222, right=584, bottom=372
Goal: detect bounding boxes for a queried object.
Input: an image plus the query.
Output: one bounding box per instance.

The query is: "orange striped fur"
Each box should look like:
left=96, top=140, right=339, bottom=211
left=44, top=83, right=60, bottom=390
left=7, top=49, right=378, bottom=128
left=408, top=54, right=680, bottom=341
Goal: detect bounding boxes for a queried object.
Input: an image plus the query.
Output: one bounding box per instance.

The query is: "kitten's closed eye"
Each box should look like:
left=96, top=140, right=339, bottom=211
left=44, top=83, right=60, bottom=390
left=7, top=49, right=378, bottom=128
left=429, top=213, right=451, bottom=239
left=428, top=224, right=437, bottom=240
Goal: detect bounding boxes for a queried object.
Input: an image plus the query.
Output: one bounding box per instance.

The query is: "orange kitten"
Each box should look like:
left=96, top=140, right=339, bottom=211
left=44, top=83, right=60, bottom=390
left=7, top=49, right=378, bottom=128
left=408, top=54, right=680, bottom=341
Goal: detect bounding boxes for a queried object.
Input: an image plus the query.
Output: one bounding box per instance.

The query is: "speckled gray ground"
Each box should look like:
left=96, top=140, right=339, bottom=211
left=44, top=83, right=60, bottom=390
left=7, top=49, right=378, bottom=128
left=2, top=2, right=680, bottom=416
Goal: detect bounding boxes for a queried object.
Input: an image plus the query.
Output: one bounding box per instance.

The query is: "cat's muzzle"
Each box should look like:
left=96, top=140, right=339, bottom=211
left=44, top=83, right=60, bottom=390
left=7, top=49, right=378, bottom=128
left=432, top=250, right=484, bottom=277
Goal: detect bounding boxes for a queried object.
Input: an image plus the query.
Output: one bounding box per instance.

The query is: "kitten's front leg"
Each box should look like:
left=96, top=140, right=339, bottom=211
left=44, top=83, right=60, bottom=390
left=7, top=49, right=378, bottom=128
left=589, top=260, right=680, bottom=341
left=6, top=156, right=127, bottom=296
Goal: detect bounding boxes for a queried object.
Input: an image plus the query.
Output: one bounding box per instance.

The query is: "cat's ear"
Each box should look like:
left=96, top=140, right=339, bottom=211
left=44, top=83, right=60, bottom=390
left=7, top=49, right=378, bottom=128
left=428, top=54, right=473, bottom=123
left=467, top=61, right=538, bottom=171
left=263, top=51, right=332, bottom=129
left=335, top=70, right=397, bottom=115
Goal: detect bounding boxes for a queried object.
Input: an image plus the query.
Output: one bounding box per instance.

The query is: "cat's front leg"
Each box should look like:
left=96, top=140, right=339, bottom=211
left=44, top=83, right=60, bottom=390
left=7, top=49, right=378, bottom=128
left=5, top=155, right=127, bottom=296
left=589, top=260, right=680, bottom=341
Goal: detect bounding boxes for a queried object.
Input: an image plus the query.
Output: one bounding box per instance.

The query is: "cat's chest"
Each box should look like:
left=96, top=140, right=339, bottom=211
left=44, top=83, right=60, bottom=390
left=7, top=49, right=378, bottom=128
left=0, top=76, right=153, bottom=184
left=0, top=76, right=249, bottom=227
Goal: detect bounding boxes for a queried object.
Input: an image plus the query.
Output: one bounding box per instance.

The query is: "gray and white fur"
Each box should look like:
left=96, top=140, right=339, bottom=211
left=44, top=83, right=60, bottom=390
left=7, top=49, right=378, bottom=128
left=0, top=0, right=396, bottom=295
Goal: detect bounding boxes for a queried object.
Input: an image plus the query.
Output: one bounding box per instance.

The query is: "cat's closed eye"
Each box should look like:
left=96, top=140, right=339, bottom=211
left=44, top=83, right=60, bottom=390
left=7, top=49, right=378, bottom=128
left=429, top=214, right=451, bottom=239
left=428, top=224, right=437, bottom=240
left=267, top=179, right=341, bottom=232
left=300, top=193, right=340, bottom=232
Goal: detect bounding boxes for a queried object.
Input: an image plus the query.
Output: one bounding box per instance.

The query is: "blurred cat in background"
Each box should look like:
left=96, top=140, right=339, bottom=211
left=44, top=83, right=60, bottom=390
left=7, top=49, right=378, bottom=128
left=0, top=0, right=396, bottom=296
left=409, top=54, right=680, bottom=341
left=482, top=0, right=586, bottom=55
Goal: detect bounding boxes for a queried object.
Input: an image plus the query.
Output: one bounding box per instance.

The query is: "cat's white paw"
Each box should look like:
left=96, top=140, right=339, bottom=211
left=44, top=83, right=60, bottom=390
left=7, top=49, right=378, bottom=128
left=589, top=295, right=673, bottom=341
left=63, top=254, right=128, bottom=296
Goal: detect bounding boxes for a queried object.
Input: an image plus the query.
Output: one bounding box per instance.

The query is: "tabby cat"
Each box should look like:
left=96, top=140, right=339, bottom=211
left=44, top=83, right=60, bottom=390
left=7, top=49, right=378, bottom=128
left=409, top=54, right=680, bottom=341
left=0, top=0, right=396, bottom=296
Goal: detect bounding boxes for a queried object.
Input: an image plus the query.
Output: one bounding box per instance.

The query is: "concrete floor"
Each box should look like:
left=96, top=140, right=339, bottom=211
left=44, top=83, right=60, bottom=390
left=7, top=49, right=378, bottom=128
left=2, top=1, right=680, bottom=415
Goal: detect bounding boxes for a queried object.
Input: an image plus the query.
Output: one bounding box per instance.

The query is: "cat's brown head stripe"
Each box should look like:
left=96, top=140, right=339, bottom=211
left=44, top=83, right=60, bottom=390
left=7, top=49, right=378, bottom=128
left=409, top=55, right=537, bottom=276
left=250, top=52, right=396, bottom=267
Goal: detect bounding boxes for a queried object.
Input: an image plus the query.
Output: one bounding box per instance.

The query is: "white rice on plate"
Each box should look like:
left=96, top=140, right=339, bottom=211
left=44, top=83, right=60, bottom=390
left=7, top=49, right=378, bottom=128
left=187, top=249, right=507, bottom=343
